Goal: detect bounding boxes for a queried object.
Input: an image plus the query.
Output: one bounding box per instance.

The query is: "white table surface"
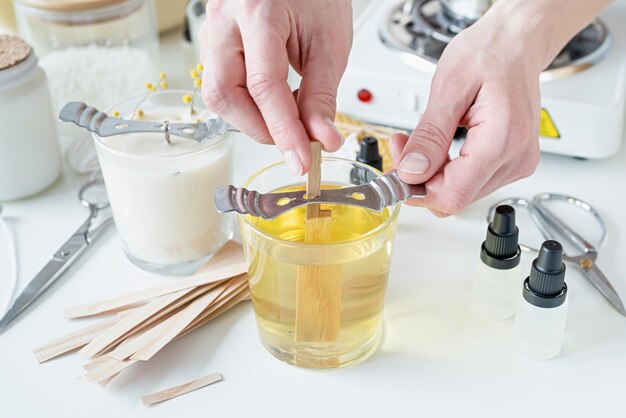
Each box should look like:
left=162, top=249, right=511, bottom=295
left=2, top=1, right=626, bottom=416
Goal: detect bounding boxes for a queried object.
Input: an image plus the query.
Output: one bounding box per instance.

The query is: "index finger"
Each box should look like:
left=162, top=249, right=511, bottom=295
left=239, top=25, right=312, bottom=175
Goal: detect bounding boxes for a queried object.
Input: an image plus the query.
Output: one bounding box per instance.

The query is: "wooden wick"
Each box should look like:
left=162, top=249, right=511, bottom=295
left=294, top=141, right=341, bottom=346
left=141, top=372, right=223, bottom=406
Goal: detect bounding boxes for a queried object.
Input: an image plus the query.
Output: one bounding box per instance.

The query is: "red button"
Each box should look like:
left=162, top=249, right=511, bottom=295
left=357, top=89, right=373, bottom=103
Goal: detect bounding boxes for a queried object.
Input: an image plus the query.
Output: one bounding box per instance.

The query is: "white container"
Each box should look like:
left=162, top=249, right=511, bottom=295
left=515, top=297, right=569, bottom=360
left=515, top=240, right=569, bottom=360
left=13, top=0, right=159, bottom=114
left=0, top=34, right=61, bottom=201
left=94, top=90, right=234, bottom=275
left=471, top=261, right=522, bottom=320
left=470, top=204, right=522, bottom=320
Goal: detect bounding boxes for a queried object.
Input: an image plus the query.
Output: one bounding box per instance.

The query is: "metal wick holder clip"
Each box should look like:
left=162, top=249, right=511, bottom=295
left=58, top=102, right=235, bottom=143
left=214, top=171, right=427, bottom=220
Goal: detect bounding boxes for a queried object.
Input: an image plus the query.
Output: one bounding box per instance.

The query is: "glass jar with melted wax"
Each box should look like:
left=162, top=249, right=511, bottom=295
left=239, top=158, right=400, bottom=368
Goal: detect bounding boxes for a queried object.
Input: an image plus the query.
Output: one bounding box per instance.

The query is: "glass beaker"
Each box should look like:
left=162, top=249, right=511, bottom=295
left=239, top=158, right=400, bottom=368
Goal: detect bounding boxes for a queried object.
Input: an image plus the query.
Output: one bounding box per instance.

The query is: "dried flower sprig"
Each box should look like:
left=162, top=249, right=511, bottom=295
left=184, top=63, right=203, bottom=115
left=126, top=72, right=169, bottom=120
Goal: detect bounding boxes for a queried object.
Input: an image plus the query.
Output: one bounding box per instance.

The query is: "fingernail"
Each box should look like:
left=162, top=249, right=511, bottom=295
left=399, top=152, right=430, bottom=175
left=284, top=151, right=303, bottom=176
left=324, top=118, right=345, bottom=145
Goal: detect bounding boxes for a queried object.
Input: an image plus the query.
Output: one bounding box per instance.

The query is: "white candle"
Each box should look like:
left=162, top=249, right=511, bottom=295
left=94, top=100, right=234, bottom=275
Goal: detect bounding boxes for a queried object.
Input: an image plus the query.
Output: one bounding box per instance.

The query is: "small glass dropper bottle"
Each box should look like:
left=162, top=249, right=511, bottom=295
left=470, top=205, right=522, bottom=320
left=515, top=240, right=568, bottom=360
left=357, top=136, right=383, bottom=171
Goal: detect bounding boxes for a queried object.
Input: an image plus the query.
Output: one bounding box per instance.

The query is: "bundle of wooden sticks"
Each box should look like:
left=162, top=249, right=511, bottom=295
left=33, top=241, right=249, bottom=387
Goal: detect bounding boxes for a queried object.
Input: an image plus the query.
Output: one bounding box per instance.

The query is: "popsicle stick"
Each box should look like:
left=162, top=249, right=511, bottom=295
left=179, top=275, right=249, bottom=335
left=130, top=282, right=232, bottom=361
left=83, top=281, right=223, bottom=358
left=178, top=286, right=250, bottom=338
left=83, top=354, right=111, bottom=372
left=110, top=280, right=232, bottom=361
left=295, top=141, right=341, bottom=343
left=33, top=316, right=120, bottom=363
left=84, top=282, right=248, bottom=385
left=141, top=372, right=223, bottom=406
left=79, top=284, right=248, bottom=386
left=84, top=355, right=137, bottom=385
left=79, top=287, right=194, bottom=357
left=99, top=374, right=119, bottom=388
left=64, top=243, right=246, bottom=319
left=33, top=309, right=140, bottom=363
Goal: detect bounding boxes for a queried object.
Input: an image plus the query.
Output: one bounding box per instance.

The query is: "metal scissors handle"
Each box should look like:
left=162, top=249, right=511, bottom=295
left=488, top=194, right=624, bottom=316
left=0, top=179, right=114, bottom=331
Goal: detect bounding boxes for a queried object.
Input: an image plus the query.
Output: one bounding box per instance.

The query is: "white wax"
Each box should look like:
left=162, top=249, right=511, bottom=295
left=96, top=107, right=234, bottom=268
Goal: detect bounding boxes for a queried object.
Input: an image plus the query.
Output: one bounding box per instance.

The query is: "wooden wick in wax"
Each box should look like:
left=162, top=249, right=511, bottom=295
left=162, top=120, right=171, bottom=145
left=295, top=141, right=342, bottom=354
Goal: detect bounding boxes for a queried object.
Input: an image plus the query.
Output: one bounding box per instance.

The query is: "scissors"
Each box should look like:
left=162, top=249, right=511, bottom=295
left=488, top=193, right=625, bottom=316
left=0, top=178, right=114, bottom=331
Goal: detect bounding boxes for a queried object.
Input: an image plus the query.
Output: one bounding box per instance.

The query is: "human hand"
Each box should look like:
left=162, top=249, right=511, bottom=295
left=390, top=8, right=546, bottom=217
left=199, top=0, right=352, bottom=176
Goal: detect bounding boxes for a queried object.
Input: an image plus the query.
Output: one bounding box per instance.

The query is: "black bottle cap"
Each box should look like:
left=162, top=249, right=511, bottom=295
left=357, top=136, right=383, bottom=171
left=523, top=240, right=568, bottom=308
left=480, top=205, right=521, bottom=270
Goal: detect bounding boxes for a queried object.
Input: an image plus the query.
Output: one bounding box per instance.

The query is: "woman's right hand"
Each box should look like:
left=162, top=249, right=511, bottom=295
left=199, top=0, right=353, bottom=176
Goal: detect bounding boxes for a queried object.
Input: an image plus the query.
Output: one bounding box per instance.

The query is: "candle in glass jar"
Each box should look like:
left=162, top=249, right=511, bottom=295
left=95, top=101, right=234, bottom=275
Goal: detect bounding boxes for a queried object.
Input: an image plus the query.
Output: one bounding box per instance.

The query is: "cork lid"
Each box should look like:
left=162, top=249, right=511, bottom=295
left=16, top=0, right=129, bottom=11
left=0, top=35, right=32, bottom=71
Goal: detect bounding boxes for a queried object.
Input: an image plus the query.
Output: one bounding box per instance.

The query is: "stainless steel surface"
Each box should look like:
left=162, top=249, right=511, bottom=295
left=440, top=0, right=496, bottom=23
left=487, top=194, right=624, bottom=316
left=214, top=171, right=427, bottom=220
left=380, top=0, right=611, bottom=80
left=0, top=179, right=114, bottom=331
left=59, top=102, right=236, bottom=144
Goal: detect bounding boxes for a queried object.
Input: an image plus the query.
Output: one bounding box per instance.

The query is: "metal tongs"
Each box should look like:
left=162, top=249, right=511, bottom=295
left=59, top=102, right=236, bottom=143
left=214, top=171, right=427, bottom=219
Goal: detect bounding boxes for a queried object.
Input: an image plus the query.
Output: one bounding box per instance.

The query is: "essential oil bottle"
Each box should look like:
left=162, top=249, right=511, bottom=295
left=471, top=205, right=522, bottom=320
left=515, top=240, right=568, bottom=360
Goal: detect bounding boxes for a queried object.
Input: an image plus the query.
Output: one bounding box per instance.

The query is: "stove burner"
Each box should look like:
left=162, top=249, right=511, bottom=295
left=380, top=0, right=611, bottom=80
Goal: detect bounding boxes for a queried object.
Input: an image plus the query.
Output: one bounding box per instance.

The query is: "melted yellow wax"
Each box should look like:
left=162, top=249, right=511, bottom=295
left=240, top=185, right=397, bottom=368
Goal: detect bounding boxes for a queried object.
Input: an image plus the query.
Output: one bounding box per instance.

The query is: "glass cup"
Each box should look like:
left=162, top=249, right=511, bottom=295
left=239, top=158, right=400, bottom=368
left=94, top=90, right=234, bottom=275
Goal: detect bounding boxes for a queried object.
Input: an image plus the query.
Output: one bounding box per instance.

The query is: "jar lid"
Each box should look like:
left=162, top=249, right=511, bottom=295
left=0, top=35, right=32, bottom=71
left=16, top=0, right=129, bottom=11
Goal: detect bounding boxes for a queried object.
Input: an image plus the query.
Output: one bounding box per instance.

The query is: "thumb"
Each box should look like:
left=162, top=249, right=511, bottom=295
left=297, top=56, right=346, bottom=153
left=398, top=78, right=477, bottom=184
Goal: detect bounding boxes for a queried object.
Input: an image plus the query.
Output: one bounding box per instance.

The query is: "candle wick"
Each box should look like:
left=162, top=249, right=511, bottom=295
left=162, top=120, right=171, bottom=145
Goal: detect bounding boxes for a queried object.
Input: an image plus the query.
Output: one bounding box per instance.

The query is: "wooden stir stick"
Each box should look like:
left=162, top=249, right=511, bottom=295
left=295, top=141, right=341, bottom=344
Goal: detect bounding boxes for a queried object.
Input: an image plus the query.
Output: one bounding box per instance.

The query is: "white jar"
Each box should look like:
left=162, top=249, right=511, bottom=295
left=13, top=0, right=160, bottom=114
left=0, top=34, right=61, bottom=201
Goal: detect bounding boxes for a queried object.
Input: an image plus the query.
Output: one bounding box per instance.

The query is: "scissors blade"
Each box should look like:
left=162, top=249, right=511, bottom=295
left=578, top=262, right=626, bottom=316
left=0, top=231, right=89, bottom=331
